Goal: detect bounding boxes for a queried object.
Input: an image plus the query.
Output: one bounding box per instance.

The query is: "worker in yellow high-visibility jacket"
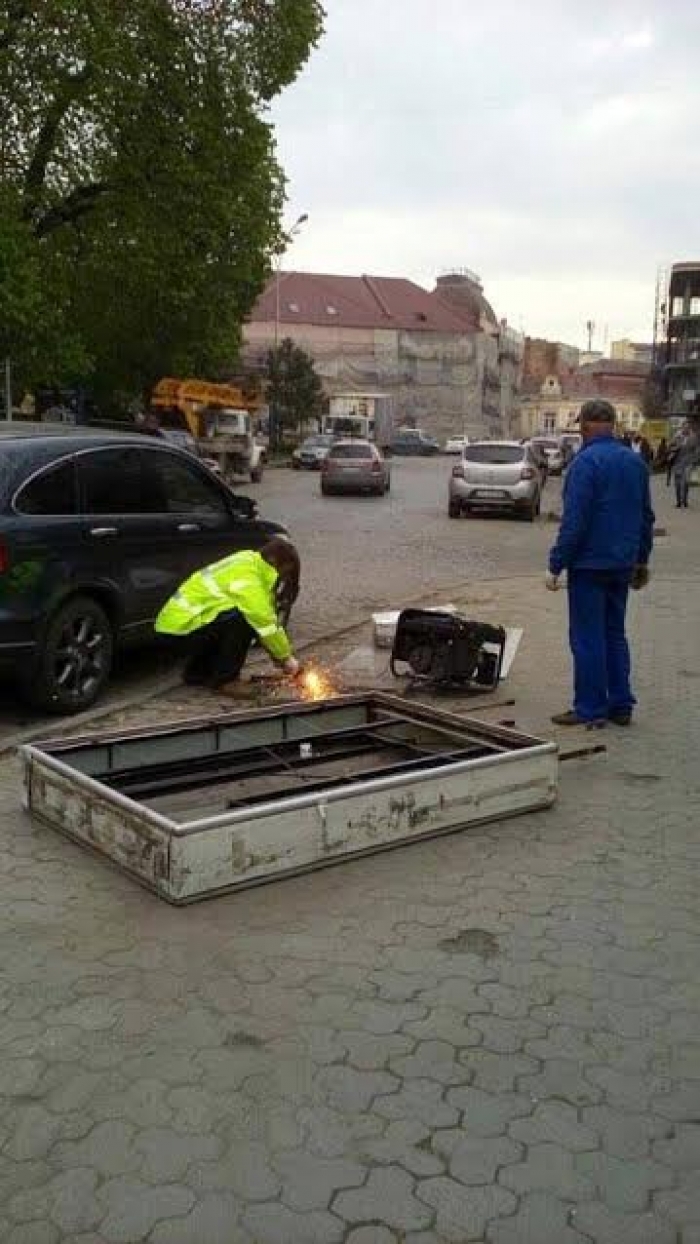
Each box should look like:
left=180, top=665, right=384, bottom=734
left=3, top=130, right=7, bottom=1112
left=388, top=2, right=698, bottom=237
left=155, top=537, right=300, bottom=690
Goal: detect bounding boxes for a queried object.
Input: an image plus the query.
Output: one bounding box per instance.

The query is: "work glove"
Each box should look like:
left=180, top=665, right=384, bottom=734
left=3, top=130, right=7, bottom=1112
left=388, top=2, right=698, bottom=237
left=282, top=656, right=301, bottom=677
left=545, top=571, right=561, bottom=592
left=630, top=564, right=650, bottom=591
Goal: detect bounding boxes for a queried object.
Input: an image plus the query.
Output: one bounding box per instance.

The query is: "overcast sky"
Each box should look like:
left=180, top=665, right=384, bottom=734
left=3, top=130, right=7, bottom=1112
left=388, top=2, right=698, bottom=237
left=271, top=0, right=699, bottom=349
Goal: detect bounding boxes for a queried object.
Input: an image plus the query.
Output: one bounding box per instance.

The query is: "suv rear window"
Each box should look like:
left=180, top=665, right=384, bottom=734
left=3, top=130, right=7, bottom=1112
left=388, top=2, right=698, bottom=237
left=15, top=459, right=78, bottom=515
left=329, top=443, right=374, bottom=459
left=463, top=445, right=523, bottom=464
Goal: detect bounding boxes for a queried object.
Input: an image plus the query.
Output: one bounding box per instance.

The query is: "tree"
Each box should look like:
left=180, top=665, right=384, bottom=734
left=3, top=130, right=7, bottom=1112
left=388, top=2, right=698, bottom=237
left=0, top=1, right=325, bottom=403
left=266, top=336, right=324, bottom=446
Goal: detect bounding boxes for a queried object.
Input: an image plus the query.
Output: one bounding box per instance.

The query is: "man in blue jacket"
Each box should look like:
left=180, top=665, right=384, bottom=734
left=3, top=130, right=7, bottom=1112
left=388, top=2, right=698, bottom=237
left=547, top=400, right=655, bottom=728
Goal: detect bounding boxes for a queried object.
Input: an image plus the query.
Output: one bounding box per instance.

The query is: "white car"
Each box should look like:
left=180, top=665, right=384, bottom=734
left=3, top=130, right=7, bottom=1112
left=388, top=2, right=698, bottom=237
left=444, top=435, right=470, bottom=455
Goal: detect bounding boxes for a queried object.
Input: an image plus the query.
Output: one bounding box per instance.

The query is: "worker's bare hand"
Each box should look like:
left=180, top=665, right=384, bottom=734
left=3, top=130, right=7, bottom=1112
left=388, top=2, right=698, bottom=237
left=630, top=564, right=650, bottom=591
left=545, top=571, right=561, bottom=592
left=282, top=656, right=301, bottom=677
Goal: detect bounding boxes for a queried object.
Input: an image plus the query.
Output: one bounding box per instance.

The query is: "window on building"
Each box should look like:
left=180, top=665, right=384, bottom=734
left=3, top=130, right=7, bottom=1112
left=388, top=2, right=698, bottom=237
left=288, top=302, right=300, bottom=313
left=326, top=305, right=338, bottom=316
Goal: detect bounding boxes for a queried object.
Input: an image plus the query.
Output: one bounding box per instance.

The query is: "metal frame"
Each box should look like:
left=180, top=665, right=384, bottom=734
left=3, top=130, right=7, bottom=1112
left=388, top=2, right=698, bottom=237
left=22, top=693, right=558, bottom=903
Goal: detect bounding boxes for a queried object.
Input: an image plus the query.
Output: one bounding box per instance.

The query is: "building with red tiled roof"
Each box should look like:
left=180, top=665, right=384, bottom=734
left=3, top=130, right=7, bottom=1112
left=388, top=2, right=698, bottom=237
left=243, top=269, right=523, bottom=440
left=519, top=357, right=651, bottom=438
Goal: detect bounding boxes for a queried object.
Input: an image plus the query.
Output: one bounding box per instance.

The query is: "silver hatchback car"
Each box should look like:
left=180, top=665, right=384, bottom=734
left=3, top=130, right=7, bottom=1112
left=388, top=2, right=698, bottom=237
left=321, top=439, right=391, bottom=496
left=449, top=440, right=542, bottom=521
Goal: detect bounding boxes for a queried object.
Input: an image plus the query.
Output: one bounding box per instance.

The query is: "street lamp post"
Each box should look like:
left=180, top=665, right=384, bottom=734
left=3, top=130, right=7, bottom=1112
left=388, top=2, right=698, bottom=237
left=271, top=213, right=308, bottom=450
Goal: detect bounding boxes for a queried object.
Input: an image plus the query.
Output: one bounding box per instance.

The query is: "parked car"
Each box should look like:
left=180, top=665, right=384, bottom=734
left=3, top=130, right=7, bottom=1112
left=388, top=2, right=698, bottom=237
left=390, top=429, right=441, bottom=456
left=321, top=440, right=391, bottom=496
left=0, top=424, right=292, bottom=713
left=444, top=435, right=470, bottom=455
left=292, top=433, right=335, bottom=470
left=449, top=440, right=542, bottom=521
left=529, top=436, right=564, bottom=476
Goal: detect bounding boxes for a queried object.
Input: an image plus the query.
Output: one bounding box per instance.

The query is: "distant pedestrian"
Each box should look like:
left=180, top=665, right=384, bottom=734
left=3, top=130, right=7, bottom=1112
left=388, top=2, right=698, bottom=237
left=671, top=425, right=700, bottom=508
left=546, top=400, right=655, bottom=728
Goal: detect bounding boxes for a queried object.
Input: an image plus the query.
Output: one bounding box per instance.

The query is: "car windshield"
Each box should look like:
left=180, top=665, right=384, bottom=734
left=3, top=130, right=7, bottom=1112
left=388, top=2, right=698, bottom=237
left=156, top=409, right=189, bottom=431
left=329, top=443, right=374, bottom=459
left=463, top=444, right=523, bottom=464
left=303, top=436, right=332, bottom=447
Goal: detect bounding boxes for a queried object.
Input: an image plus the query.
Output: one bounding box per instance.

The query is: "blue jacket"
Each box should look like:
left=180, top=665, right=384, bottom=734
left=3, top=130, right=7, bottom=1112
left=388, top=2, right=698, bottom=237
left=549, top=435, right=655, bottom=576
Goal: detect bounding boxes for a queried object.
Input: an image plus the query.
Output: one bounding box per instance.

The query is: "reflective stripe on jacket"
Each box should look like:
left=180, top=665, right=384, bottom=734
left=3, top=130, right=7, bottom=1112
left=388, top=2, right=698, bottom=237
left=155, top=549, right=292, bottom=662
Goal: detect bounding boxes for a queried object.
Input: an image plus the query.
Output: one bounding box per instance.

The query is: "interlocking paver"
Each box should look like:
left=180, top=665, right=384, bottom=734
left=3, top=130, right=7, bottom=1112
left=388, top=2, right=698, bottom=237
left=574, top=1201, right=678, bottom=1244
left=448, top=1135, right=522, bottom=1185
left=5, top=1225, right=59, bottom=1244
left=445, top=1086, right=532, bottom=1137
left=149, top=1193, right=247, bottom=1244
left=333, top=1166, right=433, bottom=1232
left=509, top=1100, right=598, bottom=1151
left=346, top=1228, right=397, bottom=1244
left=417, top=1176, right=516, bottom=1241
left=274, top=1148, right=366, bottom=1211
left=486, top=1191, right=590, bottom=1243
left=576, top=1150, right=676, bottom=1212
left=242, top=1201, right=345, bottom=1243
left=459, top=1050, right=540, bottom=1093
left=97, top=1176, right=194, bottom=1242
left=582, top=1105, right=669, bottom=1159
left=499, top=1142, right=596, bottom=1200
left=373, top=1079, right=460, bottom=1129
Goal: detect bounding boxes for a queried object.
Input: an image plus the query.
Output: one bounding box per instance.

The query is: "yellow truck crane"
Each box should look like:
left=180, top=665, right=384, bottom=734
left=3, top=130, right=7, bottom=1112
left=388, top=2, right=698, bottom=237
left=151, top=378, right=267, bottom=483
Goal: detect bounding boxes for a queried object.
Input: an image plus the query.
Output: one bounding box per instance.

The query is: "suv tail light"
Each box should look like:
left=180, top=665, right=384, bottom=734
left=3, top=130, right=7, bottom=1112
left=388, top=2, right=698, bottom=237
left=0, top=537, right=8, bottom=574
left=452, top=464, right=465, bottom=479
left=520, top=466, right=536, bottom=480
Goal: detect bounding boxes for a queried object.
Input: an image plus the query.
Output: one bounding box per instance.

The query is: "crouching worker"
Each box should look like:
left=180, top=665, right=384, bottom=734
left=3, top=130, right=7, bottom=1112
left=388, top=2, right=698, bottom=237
left=155, top=538, right=301, bottom=691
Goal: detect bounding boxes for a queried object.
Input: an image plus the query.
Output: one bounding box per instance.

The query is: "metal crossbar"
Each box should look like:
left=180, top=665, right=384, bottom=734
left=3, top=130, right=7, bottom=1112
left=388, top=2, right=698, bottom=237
left=104, top=719, right=496, bottom=802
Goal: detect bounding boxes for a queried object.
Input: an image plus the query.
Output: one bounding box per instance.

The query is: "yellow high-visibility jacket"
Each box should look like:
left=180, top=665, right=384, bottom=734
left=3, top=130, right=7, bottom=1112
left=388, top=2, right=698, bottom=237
left=155, top=549, right=292, bottom=662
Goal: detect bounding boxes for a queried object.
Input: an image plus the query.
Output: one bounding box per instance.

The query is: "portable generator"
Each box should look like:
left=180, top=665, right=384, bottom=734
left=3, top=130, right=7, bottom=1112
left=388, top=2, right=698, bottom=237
left=390, top=608, right=506, bottom=693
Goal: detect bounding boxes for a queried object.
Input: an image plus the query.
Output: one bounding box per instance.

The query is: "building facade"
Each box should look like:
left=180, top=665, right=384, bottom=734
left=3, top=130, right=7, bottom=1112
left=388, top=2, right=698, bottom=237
left=611, top=339, right=654, bottom=366
left=243, top=270, right=523, bottom=442
left=659, top=263, right=700, bottom=421
left=519, top=359, right=650, bottom=438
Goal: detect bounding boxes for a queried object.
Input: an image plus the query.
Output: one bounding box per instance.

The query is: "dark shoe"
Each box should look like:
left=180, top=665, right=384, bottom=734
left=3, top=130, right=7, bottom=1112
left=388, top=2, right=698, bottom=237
left=609, top=711, right=632, bottom=726
left=551, top=710, right=606, bottom=729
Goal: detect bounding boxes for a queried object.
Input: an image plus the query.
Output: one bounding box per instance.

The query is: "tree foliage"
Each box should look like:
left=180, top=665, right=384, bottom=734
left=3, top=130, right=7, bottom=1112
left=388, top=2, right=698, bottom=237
left=266, top=336, right=324, bottom=442
left=0, top=0, right=324, bottom=402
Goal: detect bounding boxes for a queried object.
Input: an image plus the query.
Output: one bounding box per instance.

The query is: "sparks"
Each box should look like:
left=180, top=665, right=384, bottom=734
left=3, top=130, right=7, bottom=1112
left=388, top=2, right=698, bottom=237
left=298, top=664, right=338, bottom=702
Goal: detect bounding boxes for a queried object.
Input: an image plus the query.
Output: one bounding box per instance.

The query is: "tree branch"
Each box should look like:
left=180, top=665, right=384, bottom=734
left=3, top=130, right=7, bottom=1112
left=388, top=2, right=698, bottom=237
left=33, top=180, right=111, bottom=237
left=22, top=65, right=92, bottom=218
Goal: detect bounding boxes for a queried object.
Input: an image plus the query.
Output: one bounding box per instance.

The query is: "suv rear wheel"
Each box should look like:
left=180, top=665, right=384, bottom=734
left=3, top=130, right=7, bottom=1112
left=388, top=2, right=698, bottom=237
left=24, top=596, right=114, bottom=714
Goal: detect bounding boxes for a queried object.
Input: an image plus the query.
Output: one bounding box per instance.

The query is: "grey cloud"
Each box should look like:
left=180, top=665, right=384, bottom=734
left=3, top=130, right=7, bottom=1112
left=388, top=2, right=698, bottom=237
left=272, top=0, right=700, bottom=342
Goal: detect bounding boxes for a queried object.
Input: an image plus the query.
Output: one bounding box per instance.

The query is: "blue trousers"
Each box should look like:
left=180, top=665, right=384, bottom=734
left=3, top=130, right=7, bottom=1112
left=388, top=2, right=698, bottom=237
left=568, top=570, right=635, bottom=721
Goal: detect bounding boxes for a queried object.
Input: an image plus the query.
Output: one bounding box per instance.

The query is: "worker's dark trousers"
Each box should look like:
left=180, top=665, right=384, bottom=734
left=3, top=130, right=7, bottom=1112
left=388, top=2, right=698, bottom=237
left=568, top=570, right=635, bottom=722
left=675, top=474, right=690, bottom=507
left=183, top=610, right=256, bottom=688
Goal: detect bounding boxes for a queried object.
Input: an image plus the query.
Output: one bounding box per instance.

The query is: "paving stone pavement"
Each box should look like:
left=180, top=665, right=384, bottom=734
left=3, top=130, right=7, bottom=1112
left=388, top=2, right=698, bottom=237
left=0, top=499, right=699, bottom=1241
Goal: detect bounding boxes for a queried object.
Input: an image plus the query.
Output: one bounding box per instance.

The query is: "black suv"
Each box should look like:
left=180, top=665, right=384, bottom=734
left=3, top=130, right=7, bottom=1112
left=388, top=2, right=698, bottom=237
left=0, top=425, right=291, bottom=713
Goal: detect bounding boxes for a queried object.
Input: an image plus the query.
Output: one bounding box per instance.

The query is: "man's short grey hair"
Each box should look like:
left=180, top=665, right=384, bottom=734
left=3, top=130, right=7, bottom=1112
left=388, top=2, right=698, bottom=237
left=579, top=399, right=616, bottom=424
